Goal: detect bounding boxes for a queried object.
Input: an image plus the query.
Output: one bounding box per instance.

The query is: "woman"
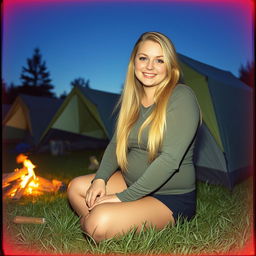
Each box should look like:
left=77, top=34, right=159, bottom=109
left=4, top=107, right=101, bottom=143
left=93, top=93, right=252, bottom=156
left=67, top=31, right=201, bottom=243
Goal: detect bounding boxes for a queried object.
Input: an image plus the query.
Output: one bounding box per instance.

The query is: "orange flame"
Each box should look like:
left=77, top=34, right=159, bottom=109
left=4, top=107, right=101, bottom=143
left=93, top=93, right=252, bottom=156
left=5, top=154, right=61, bottom=198
left=14, top=154, right=41, bottom=196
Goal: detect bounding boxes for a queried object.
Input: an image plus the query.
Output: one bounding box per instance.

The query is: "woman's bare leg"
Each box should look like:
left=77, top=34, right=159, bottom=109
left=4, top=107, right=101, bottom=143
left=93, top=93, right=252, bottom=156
left=67, top=171, right=127, bottom=217
left=68, top=171, right=174, bottom=243
left=84, top=197, right=174, bottom=243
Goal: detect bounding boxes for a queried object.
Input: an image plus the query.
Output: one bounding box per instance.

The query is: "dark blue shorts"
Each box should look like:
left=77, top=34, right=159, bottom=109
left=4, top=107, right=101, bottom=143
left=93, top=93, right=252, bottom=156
left=150, top=190, right=196, bottom=223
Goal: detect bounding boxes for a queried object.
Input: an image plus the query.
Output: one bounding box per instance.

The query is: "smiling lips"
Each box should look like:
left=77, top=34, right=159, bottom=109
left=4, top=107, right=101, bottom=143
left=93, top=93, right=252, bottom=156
left=142, top=72, right=157, bottom=78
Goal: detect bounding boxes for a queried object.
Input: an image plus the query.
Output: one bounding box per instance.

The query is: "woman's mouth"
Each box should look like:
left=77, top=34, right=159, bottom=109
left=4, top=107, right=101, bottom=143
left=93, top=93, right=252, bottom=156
left=143, top=72, right=157, bottom=78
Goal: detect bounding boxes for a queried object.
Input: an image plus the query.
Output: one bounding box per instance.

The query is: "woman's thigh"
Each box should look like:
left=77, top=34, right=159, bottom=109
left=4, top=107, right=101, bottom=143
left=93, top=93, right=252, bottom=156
left=84, top=196, right=174, bottom=242
left=68, top=170, right=127, bottom=198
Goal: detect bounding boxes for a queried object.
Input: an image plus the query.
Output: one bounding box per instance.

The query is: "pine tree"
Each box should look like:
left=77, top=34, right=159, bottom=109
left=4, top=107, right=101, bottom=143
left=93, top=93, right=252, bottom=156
left=239, top=61, right=255, bottom=88
left=2, top=81, right=20, bottom=104
left=70, top=77, right=90, bottom=88
left=59, top=90, right=67, bottom=99
left=20, top=48, right=55, bottom=97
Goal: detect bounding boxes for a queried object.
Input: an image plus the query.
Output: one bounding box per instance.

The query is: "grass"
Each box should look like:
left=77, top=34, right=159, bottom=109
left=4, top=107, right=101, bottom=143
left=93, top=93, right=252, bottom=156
left=2, top=149, right=254, bottom=256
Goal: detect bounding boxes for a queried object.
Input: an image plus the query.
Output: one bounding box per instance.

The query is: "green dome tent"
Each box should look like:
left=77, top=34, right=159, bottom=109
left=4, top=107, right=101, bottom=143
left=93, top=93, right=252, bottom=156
left=2, top=104, right=11, bottom=121
left=39, top=86, right=120, bottom=151
left=178, top=54, right=253, bottom=189
left=3, top=95, right=63, bottom=148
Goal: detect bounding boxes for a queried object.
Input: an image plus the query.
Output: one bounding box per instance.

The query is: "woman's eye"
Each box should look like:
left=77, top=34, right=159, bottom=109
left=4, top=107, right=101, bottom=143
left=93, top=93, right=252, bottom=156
left=139, top=56, right=147, bottom=61
left=156, top=59, right=164, bottom=64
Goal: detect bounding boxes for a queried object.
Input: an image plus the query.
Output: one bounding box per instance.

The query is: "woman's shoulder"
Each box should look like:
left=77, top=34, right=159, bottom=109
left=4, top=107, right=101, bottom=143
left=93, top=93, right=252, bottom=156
left=170, top=83, right=197, bottom=100
left=172, top=83, right=196, bottom=97
left=167, top=83, right=199, bottom=109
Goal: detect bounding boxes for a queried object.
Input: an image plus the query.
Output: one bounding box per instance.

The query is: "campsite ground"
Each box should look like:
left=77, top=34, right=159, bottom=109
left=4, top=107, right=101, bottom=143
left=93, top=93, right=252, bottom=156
left=2, top=148, right=255, bottom=256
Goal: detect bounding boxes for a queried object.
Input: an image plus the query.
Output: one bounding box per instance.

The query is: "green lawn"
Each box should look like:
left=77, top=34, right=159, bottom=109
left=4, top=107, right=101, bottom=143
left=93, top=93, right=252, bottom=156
left=2, top=149, right=254, bottom=255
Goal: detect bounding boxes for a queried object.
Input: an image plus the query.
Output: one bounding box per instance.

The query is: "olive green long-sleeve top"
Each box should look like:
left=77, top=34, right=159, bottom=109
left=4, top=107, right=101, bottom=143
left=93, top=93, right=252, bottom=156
left=94, top=84, right=201, bottom=202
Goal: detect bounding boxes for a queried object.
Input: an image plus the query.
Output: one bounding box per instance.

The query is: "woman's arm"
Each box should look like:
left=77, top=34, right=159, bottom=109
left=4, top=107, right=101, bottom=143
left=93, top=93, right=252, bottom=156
left=85, top=133, right=119, bottom=207
left=92, top=133, right=119, bottom=183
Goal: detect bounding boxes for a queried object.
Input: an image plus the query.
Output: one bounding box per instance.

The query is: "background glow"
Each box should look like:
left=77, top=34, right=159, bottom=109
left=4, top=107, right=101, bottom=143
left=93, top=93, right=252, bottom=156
left=2, top=0, right=254, bottom=97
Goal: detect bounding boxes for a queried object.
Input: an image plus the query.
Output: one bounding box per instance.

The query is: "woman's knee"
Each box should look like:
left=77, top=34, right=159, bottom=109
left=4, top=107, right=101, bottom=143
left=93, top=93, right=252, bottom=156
left=67, top=174, right=94, bottom=199
left=82, top=205, right=112, bottom=242
left=67, top=176, right=80, bottom=198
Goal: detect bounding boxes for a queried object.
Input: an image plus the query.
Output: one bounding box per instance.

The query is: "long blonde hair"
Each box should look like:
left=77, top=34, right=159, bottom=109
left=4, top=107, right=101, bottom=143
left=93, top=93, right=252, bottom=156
left=116, top=32, right=181, bottom=170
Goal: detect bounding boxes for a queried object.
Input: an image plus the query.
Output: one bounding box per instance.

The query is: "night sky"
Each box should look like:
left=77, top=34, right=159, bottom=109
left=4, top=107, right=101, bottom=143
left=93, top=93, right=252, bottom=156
left=2, top=0, right=254, bottom=97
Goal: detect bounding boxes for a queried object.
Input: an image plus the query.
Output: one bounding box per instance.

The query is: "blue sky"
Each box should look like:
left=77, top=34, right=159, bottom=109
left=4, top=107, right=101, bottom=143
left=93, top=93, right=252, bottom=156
left=2, top=0, right=254, bottom=97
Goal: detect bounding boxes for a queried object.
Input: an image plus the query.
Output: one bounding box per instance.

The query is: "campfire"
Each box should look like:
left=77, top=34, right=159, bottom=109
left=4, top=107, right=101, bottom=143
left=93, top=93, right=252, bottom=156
left=3, top=154, right=65, bottom=199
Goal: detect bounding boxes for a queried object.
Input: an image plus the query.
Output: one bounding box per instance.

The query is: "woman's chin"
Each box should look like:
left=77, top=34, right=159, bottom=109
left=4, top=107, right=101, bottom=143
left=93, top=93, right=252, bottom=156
left=142, top=83, right=158, bottom=88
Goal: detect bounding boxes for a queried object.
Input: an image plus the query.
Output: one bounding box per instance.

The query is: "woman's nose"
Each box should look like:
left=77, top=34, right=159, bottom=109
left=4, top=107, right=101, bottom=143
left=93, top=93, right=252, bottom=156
left=146, top=59, right=154, bottom=70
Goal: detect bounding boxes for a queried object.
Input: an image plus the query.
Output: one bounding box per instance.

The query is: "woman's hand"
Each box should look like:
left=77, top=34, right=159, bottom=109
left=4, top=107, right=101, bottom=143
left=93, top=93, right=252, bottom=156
left=88, top=194, right=121, bottom=210
left=85, top=179, right=106, bottom=208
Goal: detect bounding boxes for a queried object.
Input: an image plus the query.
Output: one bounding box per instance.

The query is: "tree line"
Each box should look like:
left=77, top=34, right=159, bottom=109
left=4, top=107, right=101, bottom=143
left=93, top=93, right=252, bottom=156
left=2, top=48, right=90, bottom=104
left=2, top=48, right=255, bottom=105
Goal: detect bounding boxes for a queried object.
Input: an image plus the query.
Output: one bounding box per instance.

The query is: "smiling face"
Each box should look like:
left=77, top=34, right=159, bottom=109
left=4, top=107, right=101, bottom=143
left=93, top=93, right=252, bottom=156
left=134, top=40, right=167, bottom=88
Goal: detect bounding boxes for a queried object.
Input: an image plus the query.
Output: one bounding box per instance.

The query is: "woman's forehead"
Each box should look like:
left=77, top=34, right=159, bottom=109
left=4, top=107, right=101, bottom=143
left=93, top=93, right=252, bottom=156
left=137, top=40, right=163, bottom=56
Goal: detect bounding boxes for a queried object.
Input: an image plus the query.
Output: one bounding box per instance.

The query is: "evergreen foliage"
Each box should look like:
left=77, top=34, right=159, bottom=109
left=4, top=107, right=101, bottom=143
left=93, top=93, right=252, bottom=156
left=70, top=77, right=90, bottom=88
left=59, top=91, right=68, bottom=99
left=2, top=81, right=20, bottom=104
left=20, top=48, right=55, bottom=97
left=3, top=48, right=56, bottom=104
left=239, top=61, right=255, bottom=88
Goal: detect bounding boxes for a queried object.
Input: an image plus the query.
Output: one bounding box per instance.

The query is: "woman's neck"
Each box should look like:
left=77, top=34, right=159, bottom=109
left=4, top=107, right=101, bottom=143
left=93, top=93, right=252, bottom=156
left=141, top=86, right=156, bottom=107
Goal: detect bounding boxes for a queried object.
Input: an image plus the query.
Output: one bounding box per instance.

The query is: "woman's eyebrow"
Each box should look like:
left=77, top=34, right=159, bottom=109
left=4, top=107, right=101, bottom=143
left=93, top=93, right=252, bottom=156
left=137, top=53, right=164, bottom=58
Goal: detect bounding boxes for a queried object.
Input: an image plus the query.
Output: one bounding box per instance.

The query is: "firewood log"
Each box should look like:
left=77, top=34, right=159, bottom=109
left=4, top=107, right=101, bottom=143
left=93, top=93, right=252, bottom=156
left=12, top=175, right=34, bottom=200
left=36, top=176, right=56, bottom=190
left=2, top=173, right=10, bottom=179
left=2, top=181, right=11, bottom=189
left=2, top=180, right=21, bottom=199
left=31, top=186, right=54, bottom=193
left=13, top=216, right=46, bottom=224
left=51, top=179, right=63, bottom=191
left=2, top=168, right=28, bottom=185
left=36, top=176, right=55, bottom=186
